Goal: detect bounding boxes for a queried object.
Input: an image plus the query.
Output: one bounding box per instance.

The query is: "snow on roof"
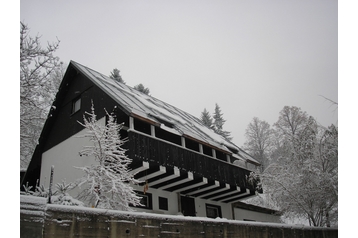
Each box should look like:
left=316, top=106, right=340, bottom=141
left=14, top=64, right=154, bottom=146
left=238, top=149, right=260, bottom=165
left=71, top=61, right=259, bottom=163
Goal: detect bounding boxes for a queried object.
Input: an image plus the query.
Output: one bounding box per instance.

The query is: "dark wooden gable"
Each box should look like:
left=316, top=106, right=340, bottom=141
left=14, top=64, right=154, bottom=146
left=42, top=67, right=130, bottom=152
left=21, top=62, right=130, bottom=189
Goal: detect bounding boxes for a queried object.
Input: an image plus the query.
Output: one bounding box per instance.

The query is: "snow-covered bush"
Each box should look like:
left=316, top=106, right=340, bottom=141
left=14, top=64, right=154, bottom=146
left=51, top=181, right=84, bottom=206
left=21, top=182, right=34, bottom=195
left=51, top=194, right=84, bottom=206
left=33, top=184, right=49, bottom=197
left=20, top=180, right=84, bottom=207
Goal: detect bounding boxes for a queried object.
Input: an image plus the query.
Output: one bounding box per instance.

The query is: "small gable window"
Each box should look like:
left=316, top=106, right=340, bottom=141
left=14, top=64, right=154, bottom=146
left=71, top=97, right=81, bottom=114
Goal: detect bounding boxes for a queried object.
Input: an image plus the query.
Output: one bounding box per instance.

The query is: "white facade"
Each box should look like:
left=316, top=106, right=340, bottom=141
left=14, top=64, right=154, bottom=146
left=38, top=116, right=279, bottom=222
left=40, top=123, right=234, bottom=220
left=40, top=118, right=105, bottom=195
left=131, top=184, right=233, bottom=219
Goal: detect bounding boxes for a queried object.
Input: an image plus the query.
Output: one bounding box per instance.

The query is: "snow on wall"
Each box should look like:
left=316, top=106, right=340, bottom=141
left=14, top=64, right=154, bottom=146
left=234, top=207, right=281, bottom=223
left=20, top=195, right=336, bottom=231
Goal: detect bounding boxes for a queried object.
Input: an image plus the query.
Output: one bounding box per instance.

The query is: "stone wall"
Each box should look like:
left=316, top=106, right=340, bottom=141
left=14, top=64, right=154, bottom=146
left=20, top=195, right=338, bottom=238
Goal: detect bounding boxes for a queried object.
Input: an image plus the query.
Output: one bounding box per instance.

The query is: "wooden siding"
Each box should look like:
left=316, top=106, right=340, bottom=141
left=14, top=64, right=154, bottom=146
left=127, top=131, right=255, bottom=190
left=42, top=72, right=130, bottom=152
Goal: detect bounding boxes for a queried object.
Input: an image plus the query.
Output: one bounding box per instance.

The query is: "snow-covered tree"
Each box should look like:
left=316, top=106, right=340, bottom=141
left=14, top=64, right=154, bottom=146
left=274, top=106, right=309, bottom=139
left=213, top=104, right=225, bottom=132
left=109, top=68, right=125, bottom=84
left=212, top=104, right=232, bottom=141
left=200, top=108, right=213, bottom=129
left=76, top=104, right=142, bottom=211
left=248, top=117, right=338, bottom=227
left=244, top=117, right=273, bottom=170
left=134, top=83, right=150, bottom=95
left=20, top=21, right=63, bottom=168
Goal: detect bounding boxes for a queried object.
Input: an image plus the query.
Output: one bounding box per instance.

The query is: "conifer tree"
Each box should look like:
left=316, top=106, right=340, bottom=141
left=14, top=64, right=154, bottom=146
left=134, top=83, right=150, bottom=95
left=109, top=68, right=125, bottom=84
left=76, top=104, right=142, bottom=210
left=212, top=104, right=232, bottom=141
left=200, top=108, right=213, bottom=129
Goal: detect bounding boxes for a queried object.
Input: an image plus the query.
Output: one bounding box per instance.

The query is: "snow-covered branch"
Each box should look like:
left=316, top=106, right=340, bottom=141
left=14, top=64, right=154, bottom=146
left=75, top=104, right=142, bottom=211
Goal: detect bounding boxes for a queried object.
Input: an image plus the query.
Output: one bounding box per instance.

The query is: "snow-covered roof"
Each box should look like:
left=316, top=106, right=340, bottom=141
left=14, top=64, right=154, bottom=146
left=71, top=61, right=259, bottom=164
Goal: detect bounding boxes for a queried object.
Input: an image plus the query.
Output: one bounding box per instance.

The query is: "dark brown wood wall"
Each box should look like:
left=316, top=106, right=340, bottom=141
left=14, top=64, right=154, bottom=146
left=128, top=132, right=255, bottom=190
left=42, top=73, right=130, bottom=152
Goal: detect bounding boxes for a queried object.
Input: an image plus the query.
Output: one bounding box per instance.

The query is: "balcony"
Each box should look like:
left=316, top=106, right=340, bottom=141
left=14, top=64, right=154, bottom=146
left=127, top=131, right=256, bottom=203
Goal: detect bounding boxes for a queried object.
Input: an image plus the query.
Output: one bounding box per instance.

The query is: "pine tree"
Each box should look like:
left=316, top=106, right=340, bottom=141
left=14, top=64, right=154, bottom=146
left=134, top=83, right=150, bottom=95
left=212, top=104, right=232, bottom=141
left=200, top=108, right=213, bottom=129
left=109, top=68, right=125, bottom=84
left=213, top=104, right=225, bottom=132
left=76, top=103, right=142, bottom=210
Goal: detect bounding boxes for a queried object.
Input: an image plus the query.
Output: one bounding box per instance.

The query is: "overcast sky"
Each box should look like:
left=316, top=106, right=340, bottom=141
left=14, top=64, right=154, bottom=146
left=20, top=0, right=338, bottom=147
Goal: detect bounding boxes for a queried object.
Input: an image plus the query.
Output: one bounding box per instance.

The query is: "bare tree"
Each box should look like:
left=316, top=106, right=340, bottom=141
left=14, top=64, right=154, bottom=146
left=20, top=21, right=62, bottom=168
left=249, top=118, right=338, bottom=227
left=274, top=106, right=309, bottom=138
left=244, top=117, right=273, bottom=170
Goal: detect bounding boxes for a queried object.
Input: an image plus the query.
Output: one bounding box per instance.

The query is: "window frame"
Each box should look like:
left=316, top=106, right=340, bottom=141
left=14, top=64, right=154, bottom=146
left=71, top=97, right=81, bottom=114
left=205, top=203, right=222, bottom=219
left=158, top=196, right=168, bottom=211
left=133, top=191, right=153, bottom=210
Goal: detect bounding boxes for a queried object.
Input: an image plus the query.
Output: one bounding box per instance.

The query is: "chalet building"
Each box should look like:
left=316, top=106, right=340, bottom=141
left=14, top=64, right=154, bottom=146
left=21, top=61, right=263, bottom=220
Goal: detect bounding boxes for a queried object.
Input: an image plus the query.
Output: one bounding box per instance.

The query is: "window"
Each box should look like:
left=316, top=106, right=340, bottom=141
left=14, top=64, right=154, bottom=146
left=155, top=127, right=181, bottom=145
left=202, top=145, right=213, bottom=157
left=215, top=150, right=227, bottom=162
left=133, top=191, right=152, bottom=210
left=185, top=138, right=200, bottom=152
left=158, top=197, right=168, bottom=210
left=206, top=204, right=222, bottom=219
left=134, top=118, right=151, bottom=135
left=71, top=97, right=81, bottom=114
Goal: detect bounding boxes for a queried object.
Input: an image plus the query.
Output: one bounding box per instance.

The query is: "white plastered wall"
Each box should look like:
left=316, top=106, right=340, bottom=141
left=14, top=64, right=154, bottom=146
left=194, top=197, right=232, bottom=219
left=129, top=185, right=233, bottom=220
left=40, top=117, right=105, bottom=197
left=131, top=184, right=179, bottom=215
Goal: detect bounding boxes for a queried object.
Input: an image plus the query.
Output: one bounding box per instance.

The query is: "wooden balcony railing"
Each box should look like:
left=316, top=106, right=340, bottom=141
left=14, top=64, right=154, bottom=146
left=127, top=131, right=255, bottom=190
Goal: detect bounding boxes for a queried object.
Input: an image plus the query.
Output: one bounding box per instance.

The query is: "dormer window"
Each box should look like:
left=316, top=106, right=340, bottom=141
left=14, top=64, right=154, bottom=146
left=71, top=97, right=81, bottom=114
